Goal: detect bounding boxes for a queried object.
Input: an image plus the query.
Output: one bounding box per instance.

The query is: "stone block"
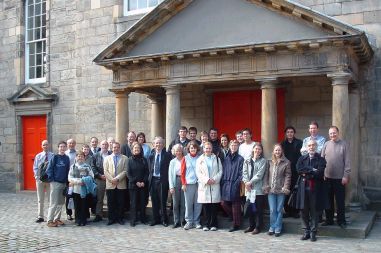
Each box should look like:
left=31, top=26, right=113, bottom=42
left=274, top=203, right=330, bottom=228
left=342, top=0, right=381, bottom=15
left=364, top=10, right=381, bottom=24
left=91, top=0, right=101, bottom=10
left=60, top=69, right=77, bottom=80
left=335, top=13, right=364, bottom=25
left=324, top=3, right=342, bottom=16
left=4, top=128, right=12, bottom=135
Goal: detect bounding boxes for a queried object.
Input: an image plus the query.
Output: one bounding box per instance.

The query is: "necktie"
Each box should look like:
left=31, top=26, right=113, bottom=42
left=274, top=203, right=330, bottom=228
left=93, top=148, right=96, bottom=154
left=154, top=154, right=160, bottom=176
left=45, top=153, right=48, bottom=162
left=113, top=155, right=118, bottom=177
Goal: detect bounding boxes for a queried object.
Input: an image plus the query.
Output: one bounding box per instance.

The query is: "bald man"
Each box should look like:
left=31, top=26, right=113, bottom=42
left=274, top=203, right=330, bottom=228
left=33, top=140, right=54, bottom=223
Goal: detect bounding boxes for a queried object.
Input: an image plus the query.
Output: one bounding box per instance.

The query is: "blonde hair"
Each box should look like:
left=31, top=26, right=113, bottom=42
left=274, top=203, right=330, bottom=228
left=171, top=144, right=184, bottom=156
left=271, top=144, right=283, bottom=164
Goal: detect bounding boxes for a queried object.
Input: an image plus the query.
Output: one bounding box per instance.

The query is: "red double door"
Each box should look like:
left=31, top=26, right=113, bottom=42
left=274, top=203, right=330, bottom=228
left=213, top=89, right=285, bottom=142
left=22, top=115, right=47, bottom=190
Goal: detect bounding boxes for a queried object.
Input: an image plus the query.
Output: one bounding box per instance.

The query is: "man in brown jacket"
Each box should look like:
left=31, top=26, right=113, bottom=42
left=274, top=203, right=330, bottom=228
left=104, top=142, right=128, bottom=225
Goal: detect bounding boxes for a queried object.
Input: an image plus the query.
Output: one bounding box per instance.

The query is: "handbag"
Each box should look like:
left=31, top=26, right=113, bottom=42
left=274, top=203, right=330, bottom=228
left=287, top=176, right=301, bottom=209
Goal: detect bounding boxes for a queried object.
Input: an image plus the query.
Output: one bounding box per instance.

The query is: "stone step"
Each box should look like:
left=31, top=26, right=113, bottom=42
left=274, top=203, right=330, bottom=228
left=101, top=203, right=376, bottom=239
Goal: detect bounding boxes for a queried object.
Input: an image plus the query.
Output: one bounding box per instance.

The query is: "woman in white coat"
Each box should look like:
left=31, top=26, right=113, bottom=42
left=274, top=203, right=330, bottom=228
left=196, top=142, right=222, bottom=231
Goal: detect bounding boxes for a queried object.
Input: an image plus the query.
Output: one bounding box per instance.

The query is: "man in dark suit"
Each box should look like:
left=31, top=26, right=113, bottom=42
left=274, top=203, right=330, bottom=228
left=89, top=137, right=101, bottom=156
left=149, top=136, right=171, bottom=227
left=121, top=131, right=136, bottom=158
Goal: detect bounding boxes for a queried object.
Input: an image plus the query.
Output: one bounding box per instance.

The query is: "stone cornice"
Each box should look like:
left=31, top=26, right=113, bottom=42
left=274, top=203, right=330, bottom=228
left=94, top=0, right=373, bottom=67
left=7, top=85, right=58, bottom=105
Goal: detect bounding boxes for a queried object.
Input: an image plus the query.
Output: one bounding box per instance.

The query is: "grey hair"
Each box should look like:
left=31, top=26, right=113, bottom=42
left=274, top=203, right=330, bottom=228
left=171, top=143, right=184, bottom=156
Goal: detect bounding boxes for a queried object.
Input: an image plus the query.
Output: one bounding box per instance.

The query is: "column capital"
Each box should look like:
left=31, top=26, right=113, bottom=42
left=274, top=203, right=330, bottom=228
left=163, top=85, right=180, bottom=95
left=147, top=94, right=164, bottom=104
left=110, top=88, right=131, bottom=96
left=257, top=77, right=278, bottom=89
left=327, top=72, right=352, bottom=86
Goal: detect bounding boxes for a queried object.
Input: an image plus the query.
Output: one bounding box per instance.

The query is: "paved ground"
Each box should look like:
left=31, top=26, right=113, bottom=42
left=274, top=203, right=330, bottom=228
left=0, top=192, right=380, bottom=253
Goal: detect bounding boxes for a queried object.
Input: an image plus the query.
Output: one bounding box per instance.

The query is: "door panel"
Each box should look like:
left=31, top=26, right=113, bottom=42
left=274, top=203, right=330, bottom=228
left=214, top=89, right=285, bottom=144
left=22, top=115, right=47, bottom=190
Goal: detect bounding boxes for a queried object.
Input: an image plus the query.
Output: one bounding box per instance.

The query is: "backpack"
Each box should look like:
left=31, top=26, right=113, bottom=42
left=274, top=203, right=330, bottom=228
left=39, top=155, right=55, bottom=182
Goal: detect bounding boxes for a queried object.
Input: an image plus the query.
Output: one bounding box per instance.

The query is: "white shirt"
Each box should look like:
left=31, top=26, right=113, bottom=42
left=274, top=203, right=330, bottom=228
left=239, top=142, right=256, bottom=160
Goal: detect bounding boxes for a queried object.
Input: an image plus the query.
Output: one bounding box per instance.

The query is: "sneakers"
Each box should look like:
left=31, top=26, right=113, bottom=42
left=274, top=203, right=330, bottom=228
left=203, top=226, right=209, bottom=231
left=184, top=223, right=193, bottom=230
left=210, top=227, right=217, bottom=231
left=35, top=217, right=44, bottom=223
left=55, top=220, right=64, bottom=226
left=195, top=224, right=202, bottom=229
left=47, top=221, right=57, bottom=227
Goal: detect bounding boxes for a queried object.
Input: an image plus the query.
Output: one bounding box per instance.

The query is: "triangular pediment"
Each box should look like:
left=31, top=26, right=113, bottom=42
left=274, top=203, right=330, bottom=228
left=8, top=85, right=57, bottom=104
left=94, top=0, right=372, bottom=65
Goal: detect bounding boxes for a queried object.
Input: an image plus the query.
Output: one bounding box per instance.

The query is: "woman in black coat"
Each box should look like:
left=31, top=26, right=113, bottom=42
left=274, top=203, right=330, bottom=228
left=127, top=142, right=149, bottom=226
left=221, top=140, right=244, bottom=232
left=295, top=139, right=328, bottom=242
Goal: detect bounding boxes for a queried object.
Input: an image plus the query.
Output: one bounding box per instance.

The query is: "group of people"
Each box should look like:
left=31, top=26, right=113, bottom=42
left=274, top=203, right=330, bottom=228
left=33, top=121, right=350, bottom=242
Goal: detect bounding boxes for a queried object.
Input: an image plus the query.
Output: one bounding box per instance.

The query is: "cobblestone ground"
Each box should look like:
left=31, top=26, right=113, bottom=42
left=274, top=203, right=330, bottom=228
left=0, top=192, right=380, bottom=253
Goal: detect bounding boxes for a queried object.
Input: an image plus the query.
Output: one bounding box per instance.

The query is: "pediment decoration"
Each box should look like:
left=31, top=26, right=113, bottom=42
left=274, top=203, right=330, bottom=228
left=94, top=0, right=373, bottom=68
left=8, top=85, right=58, bottom=104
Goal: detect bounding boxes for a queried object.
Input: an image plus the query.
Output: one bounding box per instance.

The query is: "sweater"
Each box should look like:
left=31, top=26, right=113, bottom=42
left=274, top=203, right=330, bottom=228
left=321, top=139, right=351, bottom=179
left=47, top=154, right=70, bottom=183
left=180, top=154, right=199, bottom=185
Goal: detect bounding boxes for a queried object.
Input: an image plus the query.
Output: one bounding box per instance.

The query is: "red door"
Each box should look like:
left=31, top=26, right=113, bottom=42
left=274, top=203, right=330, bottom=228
left=214, top=89, right=285, bottom=143
left=22, top=115, right=47, bottom=190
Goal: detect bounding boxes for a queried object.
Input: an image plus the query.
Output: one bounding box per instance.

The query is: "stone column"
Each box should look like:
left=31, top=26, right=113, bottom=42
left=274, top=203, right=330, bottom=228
left=148, top=95, right=165, bottom=140
left=165, top=85, right=181, bottom=149
left=327, top=72, right=351, bottom=140
left=115, top=91, right=130, bottom=143
left=348, top=88, right=361, bottom=207
left=258, top=77, right=278, bottom=159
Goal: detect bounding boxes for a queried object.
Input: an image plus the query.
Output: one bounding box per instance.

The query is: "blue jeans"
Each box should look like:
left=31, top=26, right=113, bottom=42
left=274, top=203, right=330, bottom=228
left=268, top=193, right=285, bottom=233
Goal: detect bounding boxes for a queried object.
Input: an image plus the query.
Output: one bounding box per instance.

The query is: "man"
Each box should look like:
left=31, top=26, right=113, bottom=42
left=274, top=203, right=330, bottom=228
left=107, top=137, right=115, bottom=153
left=321, top=126, right=351, bottom=229
left=33, top=140, right=54, bottom=223
left=189, top=126, right=201, bottom=145
left=238, top=128, right=256, bottom=160
left=208, top=128, right=220, bottom=155
left=300, top=121, right=326, bottom=156
left=89, top=137, right=100, bottom=156
left=296, top=140, right=327, bottom=242
left=121, top=131, right=136, bottom=158
left=235, top=130, right=244, bottom=145
left=281, top=126, right=303, bottom=218
left=46, top=141, right=70, bottom=227
left=64, top=138, right=76, bottom=220
left=65, top=139, right=77, bottom=166
left=168, top=126, right=190, bottom=153
left=92, top=140, right=111, bottom=222
left=103, top=142, right=128, bottom=225
left=149, top=136, right=171, bottom=227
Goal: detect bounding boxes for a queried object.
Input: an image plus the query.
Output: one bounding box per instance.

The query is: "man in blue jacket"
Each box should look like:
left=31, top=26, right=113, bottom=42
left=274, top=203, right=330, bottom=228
left=46, top=141, right=70, bottom=227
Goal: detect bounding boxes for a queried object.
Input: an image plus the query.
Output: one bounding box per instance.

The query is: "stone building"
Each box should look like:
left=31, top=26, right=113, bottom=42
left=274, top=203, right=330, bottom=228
left=0, top=0, right=380, bottom=209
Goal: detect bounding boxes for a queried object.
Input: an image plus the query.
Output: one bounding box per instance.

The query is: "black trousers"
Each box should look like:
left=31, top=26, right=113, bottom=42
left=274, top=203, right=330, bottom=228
left=301, top=189, right=319, bottom=233
left=73, top=193, right=88, bottom=224
left=129, top=187, right=147, bottom=223
left=203, top=203, right=218, bottom=228
left=106, top=188, right=125, bottom=222
left=248, top=195, right=265, bottom=230
left=325, top=178, right=346, bottom=225
left=150, top=178, right=169, bottom=223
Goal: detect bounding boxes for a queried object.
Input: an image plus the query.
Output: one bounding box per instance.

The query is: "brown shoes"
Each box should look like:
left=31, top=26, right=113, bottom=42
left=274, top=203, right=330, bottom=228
left=252, top=228, right=260, bottom=235
left=47, top=221, right=57, bottom=227
left=55, top=219, right=65, bottom=226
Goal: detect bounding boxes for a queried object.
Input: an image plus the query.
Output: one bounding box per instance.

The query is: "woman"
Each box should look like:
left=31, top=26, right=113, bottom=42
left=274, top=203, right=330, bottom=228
left=68, top=151, right=94, bottom=226
left=196, top=141, right=222, bottom=231
left=127, top=142, right=149, bottom=226
left=221, top=140, right=244, bottom=232
left=219, top=133, right=230, bottom=162
left=263, top=144, right=291, bottom=237
left=181, top=141, right=202, bottom=230
left=137, top=132, right=151, bottom=160
left=242, top=143, right=268, bottom=235
left=168, top=144, right=186, bottom=228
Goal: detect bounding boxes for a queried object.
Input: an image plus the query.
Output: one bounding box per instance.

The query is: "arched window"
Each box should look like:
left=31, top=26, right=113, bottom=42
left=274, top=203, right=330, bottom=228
left=25, top=0, right=47, bottom=84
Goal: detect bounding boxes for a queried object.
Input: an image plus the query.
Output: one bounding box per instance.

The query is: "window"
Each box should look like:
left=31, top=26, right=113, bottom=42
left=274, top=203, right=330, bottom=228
left=124, top=0, right=163, bottom=16
left=25, top=0, right=47, bottom=84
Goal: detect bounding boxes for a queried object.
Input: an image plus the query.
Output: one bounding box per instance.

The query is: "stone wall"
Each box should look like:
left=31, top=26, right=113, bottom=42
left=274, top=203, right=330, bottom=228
left=0, top=1, right=23, bottom=191
left=294, top=0, right=381, bottom=201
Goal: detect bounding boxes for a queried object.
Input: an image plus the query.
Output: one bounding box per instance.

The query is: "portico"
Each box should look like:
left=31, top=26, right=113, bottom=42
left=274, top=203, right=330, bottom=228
left=94, top=0, right=373, bottom=203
